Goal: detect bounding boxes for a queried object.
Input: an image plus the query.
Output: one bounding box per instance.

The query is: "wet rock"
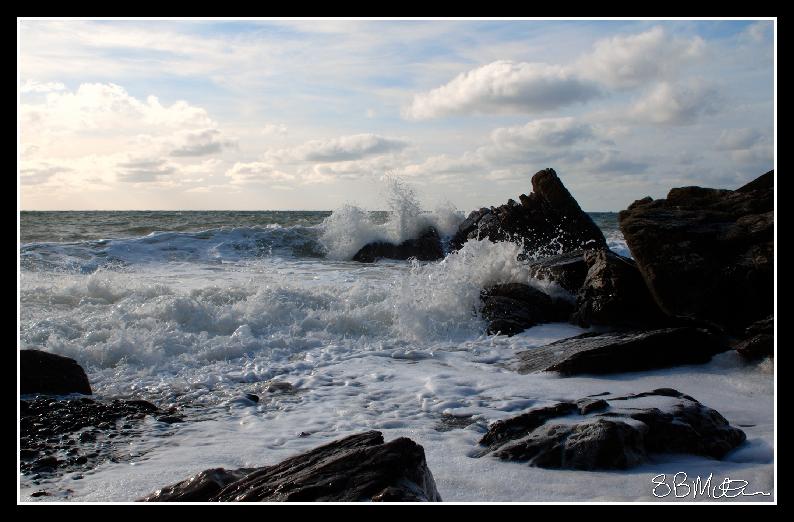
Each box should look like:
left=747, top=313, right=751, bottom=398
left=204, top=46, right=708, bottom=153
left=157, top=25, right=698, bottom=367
left=734, top=315, right=774, bottom=360
left=527, top=250, right=589, bottom=294
left=265, top=381, right=295, bottom=394
left=478, top=389, right=746, bottom=470
left=141, top=431, right=441, bottom=502
left=619, top=171, right=773, bottom=334
left=514, top=327, right=727, bottom=375
left=451, top=168, right=607, bottom=256
left=244, top=393, right=260, bottom=403
left=480, top=283, right=561, bottom=336
left=352, top=227, right=443, bottom=263
left=572, top=248, right=668, bottom=328
left=20, top=349, right=92, bottom=396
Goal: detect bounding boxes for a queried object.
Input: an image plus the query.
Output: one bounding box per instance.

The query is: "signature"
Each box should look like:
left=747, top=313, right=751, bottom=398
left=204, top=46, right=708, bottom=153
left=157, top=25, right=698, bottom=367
left=651, top=472, right=772, bottom=499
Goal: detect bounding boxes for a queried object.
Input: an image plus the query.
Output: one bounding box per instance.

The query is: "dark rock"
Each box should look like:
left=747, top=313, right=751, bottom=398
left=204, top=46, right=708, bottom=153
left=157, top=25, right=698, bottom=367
left=619, top=171, right=773, bottom=334
left=265, top=381, right=295, bottom=394
left=451, top=168, right=607, bottom=256
left=514, top=327, right=727, bottom=375
left=245, top=393, right=260, bottom=403
left=141, top=431, right=441, bottom=502
left=526, top=250, right=589, bottom=294
left=571, top=248, right=668, bottom=328
left=478, top=389, right=745, bottom=470
left=20, top=349, right=92, bottom=396
left=735, top=315, right=774, bottom=360
left=480, top=283, right=561, bottom=336
left=352, top=227, right=443, bottom=263
left=576, top=398, right=608, bottom=415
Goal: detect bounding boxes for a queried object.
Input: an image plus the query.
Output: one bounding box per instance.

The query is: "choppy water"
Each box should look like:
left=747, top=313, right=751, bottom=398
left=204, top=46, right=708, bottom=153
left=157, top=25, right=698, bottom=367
left=18, top=193, right=772, bottom=502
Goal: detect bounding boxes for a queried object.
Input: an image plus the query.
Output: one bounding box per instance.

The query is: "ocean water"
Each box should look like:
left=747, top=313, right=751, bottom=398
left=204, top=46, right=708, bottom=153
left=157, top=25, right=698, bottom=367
left=18, top=191, right=773, bottom=502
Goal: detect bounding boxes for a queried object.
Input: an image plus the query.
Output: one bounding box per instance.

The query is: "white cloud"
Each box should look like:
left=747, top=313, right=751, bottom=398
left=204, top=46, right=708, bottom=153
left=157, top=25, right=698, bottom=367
left=489, top=117, right=596, bottom=150
left=262, top=123, right=288, bottom=136
left=577, top=26, right=705, bottom=88
left=21, top=79, right=66, bottom=93
left=169, top=129, right=236, bottom=157
left=628, top=80, right=721, bottom=125
left=404, top=60, right=600, bottom=120
left=266, top=133, right=409, bottom=163
left=116, top=158, right=178, bottom=183
left=225, top=162, right=296, bottom=185
left=715, top=128, right=763, bottom=151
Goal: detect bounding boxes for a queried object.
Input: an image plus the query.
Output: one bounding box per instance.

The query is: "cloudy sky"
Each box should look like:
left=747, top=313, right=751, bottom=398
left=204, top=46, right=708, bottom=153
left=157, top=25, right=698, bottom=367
left=19, top=18, right=774, bottom=211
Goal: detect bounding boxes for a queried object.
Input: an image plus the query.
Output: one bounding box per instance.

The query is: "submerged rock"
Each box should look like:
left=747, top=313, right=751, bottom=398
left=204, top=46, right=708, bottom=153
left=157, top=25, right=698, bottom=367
left=618, top=171, right=773, bottom=334
left=572, top=248, right=668, bottom=328
left=352, top=227, right=443, bottom=263
left=141, top=431, right=442, bottom=502
left=514, top=327, right=727, bottom=375
left=478, top=388, right=746, bottom=470
left=451, top=168, right=607, bottom=256
left=20, top=349, right=92, bottom=396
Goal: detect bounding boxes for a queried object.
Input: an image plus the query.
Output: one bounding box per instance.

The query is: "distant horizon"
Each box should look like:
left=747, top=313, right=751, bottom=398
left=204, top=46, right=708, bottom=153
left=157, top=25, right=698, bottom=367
left=20, top=18, right=774, bottom=212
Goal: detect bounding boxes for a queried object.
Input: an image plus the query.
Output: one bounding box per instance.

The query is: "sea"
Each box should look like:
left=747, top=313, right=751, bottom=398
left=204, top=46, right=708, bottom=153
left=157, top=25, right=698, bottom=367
left=18, top=191, right=774, bottom=502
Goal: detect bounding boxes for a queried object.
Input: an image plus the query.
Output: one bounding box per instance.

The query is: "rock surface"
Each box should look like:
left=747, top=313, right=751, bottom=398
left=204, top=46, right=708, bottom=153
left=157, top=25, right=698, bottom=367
left=619, top=171, right=773, bottom=333
left=451, top=168, right=607, bottom=256
left=142, top=431, right=442, bottom=502
left=526, top=250, right=589, bottom=294
left=20, top=349, right=92, bottom=396
left=480, top=283, right=562, bottom=336
left=572, top=248, right=668, bottom=328
left=478, top=388, right=746, bottom=470
left=514, top=327, right=727, bottom=375
left=352, top=226, right=443, bottom=263
left=20, top=397, right=179, bottom=478
left=734, top=315, right=774, bottom=360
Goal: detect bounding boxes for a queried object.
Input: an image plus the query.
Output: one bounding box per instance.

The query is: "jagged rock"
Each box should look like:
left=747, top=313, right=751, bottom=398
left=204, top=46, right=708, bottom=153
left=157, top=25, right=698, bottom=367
left=451, top=168, right=607, bottom=256
left=734, top=315, right=774, bottom=360
left=527, top=250, right=589, bottom=294
left=514, top=327, right=727, bottom=375
left=619, top=171, right=773, bottom=334
left=20, top=349, right=92, bottom=396
left=572, top=248, right=668, bottom=328
left=478, top=388, right=746, bottom=470
left=141, top=431, right=442, bottom=502
left=480, top=283, right=563, bottom=336
left=352, top=227, right=443, bottom=263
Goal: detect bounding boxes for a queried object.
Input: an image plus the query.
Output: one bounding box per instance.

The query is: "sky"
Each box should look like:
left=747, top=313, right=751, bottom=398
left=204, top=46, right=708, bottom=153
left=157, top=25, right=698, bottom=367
left=18, top=18, right=775, bottom=212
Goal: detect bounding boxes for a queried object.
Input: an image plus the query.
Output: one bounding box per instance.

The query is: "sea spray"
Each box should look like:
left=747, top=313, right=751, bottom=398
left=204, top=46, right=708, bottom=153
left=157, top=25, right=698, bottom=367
left=319, top=176, right=464, bottom=260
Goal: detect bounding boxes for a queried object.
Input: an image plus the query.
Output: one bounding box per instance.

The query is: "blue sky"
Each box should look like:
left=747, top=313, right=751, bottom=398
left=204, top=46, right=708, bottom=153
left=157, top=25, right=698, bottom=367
left=19, top=18, right=774, bottom=211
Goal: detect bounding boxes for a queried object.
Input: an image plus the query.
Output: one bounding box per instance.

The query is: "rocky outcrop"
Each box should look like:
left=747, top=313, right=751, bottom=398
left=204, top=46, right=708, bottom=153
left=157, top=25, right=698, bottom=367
left=734, top=315, right=774, bottom=360
left=451, top=168, right=607, bottom=256
left=571, top=248, right=668, bottom=328
left=477, top=388, right=746, bottom=470
left=142, top=431, right=442, bottom=502
left=480, top=283, right=568, bottom=336
left=20, top=349, right=92, bottom=396
left=618, top=171, right=773, bottom=334
left=514, top=327, right=727, bottom=375
left=352, top=227, right=443, bottom=263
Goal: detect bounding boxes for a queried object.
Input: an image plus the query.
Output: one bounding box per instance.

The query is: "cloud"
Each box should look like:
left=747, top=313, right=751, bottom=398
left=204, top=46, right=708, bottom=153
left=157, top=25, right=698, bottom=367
left=21, top=83, right=214, bottom=135
left=715, top=128, right=763, bottom=151
left=21, top=79, right=66, bottom=93
left=262, top=123, right=288, bottom=136
left=577, top=26, right=705, bottom=88
left=267, top=133, right=409, bottom=163
left=404, top=60, right=600, bottom=120
left=117, top=158, right=177, bottom=183
left=489, top=117, right=597, bottom=150
left=20, top=163, right=72, bottom=185
left=169, top=129, right=236, bottom=157
left=628, top=80, right=721, bottom=125
left=225, top=162, right=296, bottom=185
